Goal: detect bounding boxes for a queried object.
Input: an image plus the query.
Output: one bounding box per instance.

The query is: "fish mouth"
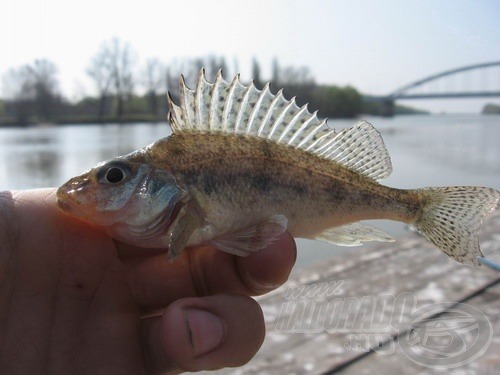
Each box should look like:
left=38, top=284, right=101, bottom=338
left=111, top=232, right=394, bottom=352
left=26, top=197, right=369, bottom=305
left=56, top=197, right=72, bottom=212
left=56, top=184, right=75, bottom=213
left=56, top=176, right=92, bottom=209
left=66, top=178, right=91, bottom=194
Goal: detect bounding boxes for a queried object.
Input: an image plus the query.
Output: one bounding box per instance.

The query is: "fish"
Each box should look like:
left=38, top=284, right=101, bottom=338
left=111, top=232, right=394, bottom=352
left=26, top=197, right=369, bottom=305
left=56, top=70, right=500, bottom=266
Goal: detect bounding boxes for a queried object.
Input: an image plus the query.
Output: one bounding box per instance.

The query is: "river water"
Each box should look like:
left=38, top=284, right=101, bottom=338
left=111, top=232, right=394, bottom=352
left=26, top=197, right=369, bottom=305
left=1, top=114, right=499, bottom=269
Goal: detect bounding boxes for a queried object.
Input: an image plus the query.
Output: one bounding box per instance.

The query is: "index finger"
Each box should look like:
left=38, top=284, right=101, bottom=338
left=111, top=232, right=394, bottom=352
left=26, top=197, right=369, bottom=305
left=118, top=232, right=296, bottom=312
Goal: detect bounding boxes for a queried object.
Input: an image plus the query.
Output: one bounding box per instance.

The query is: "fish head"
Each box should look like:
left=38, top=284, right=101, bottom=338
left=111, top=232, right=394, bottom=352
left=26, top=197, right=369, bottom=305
left=57, top=157, right=184, bottom=246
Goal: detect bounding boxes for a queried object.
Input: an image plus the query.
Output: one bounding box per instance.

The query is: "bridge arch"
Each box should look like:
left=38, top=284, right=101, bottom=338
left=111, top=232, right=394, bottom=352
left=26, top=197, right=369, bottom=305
left=380, top=61, right=500, bottom=115
left=387, top=61, right=500, bottom=99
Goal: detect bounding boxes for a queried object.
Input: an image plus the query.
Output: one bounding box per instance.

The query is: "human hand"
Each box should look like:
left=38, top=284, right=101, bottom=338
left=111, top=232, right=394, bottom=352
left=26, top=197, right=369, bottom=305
left=0, top=189, right=296, bottom=374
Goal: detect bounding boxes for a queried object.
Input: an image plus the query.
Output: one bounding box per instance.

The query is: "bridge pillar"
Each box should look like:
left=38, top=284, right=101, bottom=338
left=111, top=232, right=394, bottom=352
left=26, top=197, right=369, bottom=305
left=380, top=99, right=395, bottom=117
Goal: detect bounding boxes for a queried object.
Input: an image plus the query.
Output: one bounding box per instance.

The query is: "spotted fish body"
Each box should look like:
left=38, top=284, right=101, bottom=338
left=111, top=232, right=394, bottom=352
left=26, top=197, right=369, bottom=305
left=57, top=71, right=500, bottom=266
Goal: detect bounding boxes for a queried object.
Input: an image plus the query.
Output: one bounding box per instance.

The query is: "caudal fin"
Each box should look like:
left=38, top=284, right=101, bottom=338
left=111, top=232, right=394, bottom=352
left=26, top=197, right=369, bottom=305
left=413, top=186, right=500, bottom=266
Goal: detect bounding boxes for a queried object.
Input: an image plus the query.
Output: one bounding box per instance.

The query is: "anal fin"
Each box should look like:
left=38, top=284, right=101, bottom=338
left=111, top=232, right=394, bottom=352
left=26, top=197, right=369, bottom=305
left=209, top=215, right=288, bottom=257
left=314, top=222, right=394, bottom=247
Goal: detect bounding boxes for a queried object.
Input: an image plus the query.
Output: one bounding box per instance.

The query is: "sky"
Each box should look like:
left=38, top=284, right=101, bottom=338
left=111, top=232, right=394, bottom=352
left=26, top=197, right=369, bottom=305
left=2, top=0, right=500, bottom=113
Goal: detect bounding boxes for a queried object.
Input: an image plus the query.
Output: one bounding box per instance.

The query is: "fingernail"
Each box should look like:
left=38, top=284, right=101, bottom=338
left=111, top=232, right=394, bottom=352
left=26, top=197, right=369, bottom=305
left=184, top=308, right=225, bottom=357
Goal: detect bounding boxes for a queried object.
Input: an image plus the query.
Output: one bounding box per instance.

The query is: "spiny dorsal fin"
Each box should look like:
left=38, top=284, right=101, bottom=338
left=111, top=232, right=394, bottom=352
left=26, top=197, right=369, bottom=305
left=168, top=70, right=392, bottom=180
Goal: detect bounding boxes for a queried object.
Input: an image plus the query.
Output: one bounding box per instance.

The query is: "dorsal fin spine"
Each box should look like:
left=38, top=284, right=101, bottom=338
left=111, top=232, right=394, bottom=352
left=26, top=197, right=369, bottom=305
left=304, top=125, right=331, bottom=151
left=258, top=89, right=284, bottom=136
left=324, top=136, right=346, bottom=158
left=179, top=75, right=194, bottom=130
left=222, top=74, right=240, bottom=132
left=285, top=105, right=311, bottom=145
left=208, top=70, right=223, bottom=130
left=279, top=101, right=305, bottom=143
left=194, top=69, right=206, bottom=130
left=268, top=97, right=296, bottom=140
left=316, top=134, right=341, bottom=156
left=167, top=92, right=182, bottom=132
left=235, top=82, right=254, bottom=134
left=246, top=83, right=270, bottom=135
left=337, top=147, right=357, bottom=164
left=323, top=129, right=353, bottom=159
left=296, top=114, right=322, bottom=148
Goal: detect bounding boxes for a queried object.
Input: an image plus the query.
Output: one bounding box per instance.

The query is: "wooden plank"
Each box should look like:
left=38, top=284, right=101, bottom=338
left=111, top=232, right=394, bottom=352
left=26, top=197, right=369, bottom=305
left=201, top=212, right=500, bottom=374
left=334, top=281, right=500, bottom=374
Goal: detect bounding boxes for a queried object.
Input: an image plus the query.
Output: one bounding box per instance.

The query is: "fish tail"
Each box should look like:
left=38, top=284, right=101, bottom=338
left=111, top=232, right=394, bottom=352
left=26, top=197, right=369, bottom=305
left=412, top=186, right=500, bottom=265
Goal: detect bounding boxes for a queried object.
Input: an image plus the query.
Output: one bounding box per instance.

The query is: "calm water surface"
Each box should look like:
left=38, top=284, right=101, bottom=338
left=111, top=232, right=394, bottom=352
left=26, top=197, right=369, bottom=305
left=1, top=114, right=499, bottom=269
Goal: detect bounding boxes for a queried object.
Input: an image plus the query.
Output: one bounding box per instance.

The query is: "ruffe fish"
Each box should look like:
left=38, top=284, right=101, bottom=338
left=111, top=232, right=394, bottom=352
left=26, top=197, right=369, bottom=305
left=57, top=70, right=500, bottom=266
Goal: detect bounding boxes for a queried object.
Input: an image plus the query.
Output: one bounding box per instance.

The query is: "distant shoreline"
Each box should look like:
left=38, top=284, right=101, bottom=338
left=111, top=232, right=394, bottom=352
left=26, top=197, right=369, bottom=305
left=0, top=116, right=167, bottom=128
left=5, top=111, right=499, bottom=129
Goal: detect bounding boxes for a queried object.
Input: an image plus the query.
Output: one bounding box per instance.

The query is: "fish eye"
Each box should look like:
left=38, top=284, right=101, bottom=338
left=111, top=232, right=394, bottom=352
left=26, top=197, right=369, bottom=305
left=97, top=161, right=132, bottom=185
left=106, top=167, right=125, bottom=183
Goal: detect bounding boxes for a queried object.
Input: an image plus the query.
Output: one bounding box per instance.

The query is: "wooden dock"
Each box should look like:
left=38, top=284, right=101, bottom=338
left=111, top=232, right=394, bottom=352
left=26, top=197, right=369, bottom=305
left=207, top=211, right=500, bottom=374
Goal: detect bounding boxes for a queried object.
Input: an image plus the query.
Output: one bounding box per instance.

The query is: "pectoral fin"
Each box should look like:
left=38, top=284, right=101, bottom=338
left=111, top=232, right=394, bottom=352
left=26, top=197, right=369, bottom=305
left=209, top=215, right=288, bottom=257
left=314, top=223, right=394, bottom=247
left=166, top=205, right=201, bottom=261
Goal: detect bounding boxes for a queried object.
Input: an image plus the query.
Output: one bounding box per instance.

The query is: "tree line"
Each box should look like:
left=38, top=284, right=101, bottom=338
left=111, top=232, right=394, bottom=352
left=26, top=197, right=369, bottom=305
left=0, top=38, right=374, bottom=125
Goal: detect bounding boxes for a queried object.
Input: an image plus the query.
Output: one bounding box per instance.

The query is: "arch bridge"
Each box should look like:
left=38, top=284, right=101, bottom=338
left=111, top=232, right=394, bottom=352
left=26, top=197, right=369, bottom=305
left=380, top=61, right=500, bottom=116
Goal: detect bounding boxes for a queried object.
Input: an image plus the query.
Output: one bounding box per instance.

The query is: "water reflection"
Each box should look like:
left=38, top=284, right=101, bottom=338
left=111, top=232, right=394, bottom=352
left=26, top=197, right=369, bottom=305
left=8, top=150, right=60, bottom=188
left=372, top=115, right=500, bottom=182
left=0, top=116, right=498, bottom=192
left=9, top=134, right=54, bottom=145
left=98, top=124, right=138, bottom=160
left=0, top=129, right=60, bottom=189
left=333, top=116, right=500, bottom=182
left=0, top=122, right=170, bottom=190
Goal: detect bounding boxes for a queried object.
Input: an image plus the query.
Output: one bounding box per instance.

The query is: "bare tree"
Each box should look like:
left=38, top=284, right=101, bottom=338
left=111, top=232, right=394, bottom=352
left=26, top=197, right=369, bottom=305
left=109, top=38, right=136, bottom=119
left=2, top=59, right=60, bottom=123
left=87, top=51, right=114, bottom=119
left=27, top=59, right=61, bottom=120
left=2, top=66, right=33, bottom=123
left=270, top=62, right=315, bottom=107
left=143, top=58, right=165, bottom=117
left=252, top=57, right=263, bottom=89
left=271, top=58, right=280, bottom=87
left=88, top=38, right=137, bottom=120
left=280, top=65, right=315, bottom=88
left=165, top=66, right=176, bottom=95
left=232, top=57, right=239, bottom=77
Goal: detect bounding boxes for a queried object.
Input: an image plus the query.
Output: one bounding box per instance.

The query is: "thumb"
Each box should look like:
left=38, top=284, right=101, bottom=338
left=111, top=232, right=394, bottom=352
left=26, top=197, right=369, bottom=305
left=142, top=294, right=265, bottom=374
